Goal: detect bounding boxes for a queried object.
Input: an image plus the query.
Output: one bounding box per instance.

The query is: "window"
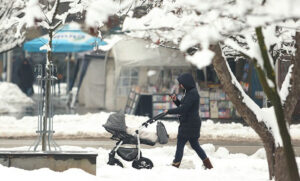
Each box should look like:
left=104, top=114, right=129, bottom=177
left=118, top=67, right=139, bottom=95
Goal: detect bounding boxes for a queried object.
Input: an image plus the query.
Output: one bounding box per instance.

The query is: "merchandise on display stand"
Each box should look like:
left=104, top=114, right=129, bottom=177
left=125, top=86, right=242, bottom=121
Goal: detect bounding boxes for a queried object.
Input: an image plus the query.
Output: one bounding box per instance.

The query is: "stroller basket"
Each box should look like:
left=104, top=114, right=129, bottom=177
left=117, top=147, right=139, bottom=161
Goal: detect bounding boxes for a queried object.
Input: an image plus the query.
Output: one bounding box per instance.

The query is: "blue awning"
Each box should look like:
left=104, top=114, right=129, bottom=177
left=23, top=23, right=106, bottom=53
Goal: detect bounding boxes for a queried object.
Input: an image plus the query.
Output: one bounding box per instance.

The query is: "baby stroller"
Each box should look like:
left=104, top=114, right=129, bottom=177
left=103, top=112, right=167, bottom=169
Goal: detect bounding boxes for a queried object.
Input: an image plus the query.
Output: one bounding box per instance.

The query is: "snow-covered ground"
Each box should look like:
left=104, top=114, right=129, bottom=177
left=1, top=111, right=300, bottom=180
left=0, top=111, right=300, bottom=141
left=2, top=144, right=298, bottom=181
left=0, top=82, right=34, bottom=113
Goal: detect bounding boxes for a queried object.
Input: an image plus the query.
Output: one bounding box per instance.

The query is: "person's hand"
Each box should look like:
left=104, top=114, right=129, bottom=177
left=169, top=94, right=177, bottom=101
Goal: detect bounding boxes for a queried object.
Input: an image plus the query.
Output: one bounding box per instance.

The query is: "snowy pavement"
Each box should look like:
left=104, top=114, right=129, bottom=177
left=0, top=94, right=300, bottom=180
left=1, top=138, right=300, bottom=156
left=0, top=144, right=299, bottom=181
left=1, top=111, right=300, bottom=142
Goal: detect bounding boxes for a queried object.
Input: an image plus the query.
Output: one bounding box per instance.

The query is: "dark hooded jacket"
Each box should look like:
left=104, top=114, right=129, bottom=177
left=168, top=73, right=201, bottom=138
left=18, top=59, right=34, bottom=93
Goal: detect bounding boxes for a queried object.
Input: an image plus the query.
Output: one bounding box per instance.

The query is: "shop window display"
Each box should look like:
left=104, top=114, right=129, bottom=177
left=122, top=65, right=245, bottom=121
left=118, top=68, right=139, bottom=96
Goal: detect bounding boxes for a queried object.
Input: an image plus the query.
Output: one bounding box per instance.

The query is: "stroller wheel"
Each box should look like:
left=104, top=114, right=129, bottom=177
left=132, top=157, right=153, bottom=169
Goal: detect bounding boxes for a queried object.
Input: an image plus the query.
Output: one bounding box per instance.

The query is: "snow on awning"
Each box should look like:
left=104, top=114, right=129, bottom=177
left=99, top=35, right=123, bottom=51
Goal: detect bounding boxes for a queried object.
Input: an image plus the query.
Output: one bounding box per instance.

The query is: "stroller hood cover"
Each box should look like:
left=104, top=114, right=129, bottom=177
left=104, top=113, right=127, bottom=132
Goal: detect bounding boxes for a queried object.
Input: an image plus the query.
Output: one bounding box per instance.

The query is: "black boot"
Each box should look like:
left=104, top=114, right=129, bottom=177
left=172, top=161, right=181, bottom=168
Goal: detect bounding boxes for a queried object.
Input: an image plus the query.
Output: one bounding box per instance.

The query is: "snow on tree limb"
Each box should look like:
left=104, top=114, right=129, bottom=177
left=261, top=107, right=283, bottom=147
left=222, top=44, right=284, bottom=147
left=280, top=64, right=293, bottom=105
left=56, top=0, right=84, bottom=24
left=15, top=0, right=45, bottom=37
left=0, top=0, right=44, bottom=52
left=85, top=0, right=135, bottom=27
left=119, top=0, right=300, bottom=71
left=0, top=0, right=89, bottom=53
left=186, top=49, right=215, bottom=69
left=224, top=38, right=251, bottom=58
left=222, top=52, right=262, bottom=121
left=46, top=0, right=59, bottom=23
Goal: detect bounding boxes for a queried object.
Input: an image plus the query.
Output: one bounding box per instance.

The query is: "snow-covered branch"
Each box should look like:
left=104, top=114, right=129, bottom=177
left=280, top=65, right=293, bottom=105
left=222, top=50, right=262, bottom=120
left=0, top=0, right=44, bottom=52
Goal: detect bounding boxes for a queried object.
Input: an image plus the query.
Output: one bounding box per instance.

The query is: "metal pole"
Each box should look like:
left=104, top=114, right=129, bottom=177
left=67, top=54, right=70, bottom=93
left=42, top=73, right=49, bottom=151
left=6, top=51, right=12, bottom=82
left=204, top=67, right=207, bottom=87
left=3, top=53, right=6, bottom=80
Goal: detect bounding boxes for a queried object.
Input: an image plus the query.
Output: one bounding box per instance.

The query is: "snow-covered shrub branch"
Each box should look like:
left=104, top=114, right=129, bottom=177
left=121, top=0, right=300, bottom=69
left=0, top=0, right=87, bottom=53
left=0, top=0, right=44, bottom=52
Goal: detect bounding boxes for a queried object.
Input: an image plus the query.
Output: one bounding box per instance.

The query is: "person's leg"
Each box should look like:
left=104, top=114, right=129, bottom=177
left=189, top=138, right=213, bottom=169
left=173, top=137, right=188, bottom=167
left=188, top=137, right=207, bottom=160
left=58, top=80, right=60, bottom=95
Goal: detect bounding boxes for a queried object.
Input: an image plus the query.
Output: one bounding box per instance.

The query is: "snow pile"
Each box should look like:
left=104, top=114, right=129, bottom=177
left=200, top=120, right=257, bottom=140
left=2, top=111, right=300, bottom=141
left=0, top=82, right=34, bottom=113
left=0, top=144, right=296, bottom=181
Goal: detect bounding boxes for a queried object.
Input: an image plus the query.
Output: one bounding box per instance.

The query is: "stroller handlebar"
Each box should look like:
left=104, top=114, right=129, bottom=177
left=141, top=112, right=167, bottom=127
left=152, top=112, right=167, bottom=121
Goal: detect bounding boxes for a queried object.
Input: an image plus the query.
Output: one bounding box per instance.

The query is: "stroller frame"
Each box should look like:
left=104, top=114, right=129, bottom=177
left=106, top=112, right=166, bottom=169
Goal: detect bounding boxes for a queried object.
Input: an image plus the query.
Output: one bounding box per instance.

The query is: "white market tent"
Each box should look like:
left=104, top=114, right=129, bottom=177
left=76, top=36, right=192, bottom=111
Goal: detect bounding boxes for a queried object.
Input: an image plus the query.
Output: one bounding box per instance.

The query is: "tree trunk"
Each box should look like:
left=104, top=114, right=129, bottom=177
left=42, top=28, right=53, bottom=151
left=211, top=43, right=300, bottom=180
left=211, top=44, right=276, bottom=179
left=274, top=148, right=289, bottom=181
left=42, top=0, right=60, bottom=151
left=211, top=36, right=297, bottom=181
left=255, top=27, right=299, bottom=181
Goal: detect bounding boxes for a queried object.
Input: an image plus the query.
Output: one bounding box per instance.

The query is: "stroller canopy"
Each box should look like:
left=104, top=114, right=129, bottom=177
left=104, top=113, right=127, bottom=132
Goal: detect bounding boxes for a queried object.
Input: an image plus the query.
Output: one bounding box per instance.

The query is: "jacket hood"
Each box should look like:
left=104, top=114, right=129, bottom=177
left=177, top=73, right=196, bottom=91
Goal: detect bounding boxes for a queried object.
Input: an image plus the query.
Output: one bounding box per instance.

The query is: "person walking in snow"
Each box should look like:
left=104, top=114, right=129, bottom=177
left=164, top=73, right=213, bottom=169
left=17, top=58, right=34, bottom=96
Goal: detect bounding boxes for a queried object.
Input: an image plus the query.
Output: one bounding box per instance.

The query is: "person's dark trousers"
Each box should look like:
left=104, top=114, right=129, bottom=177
left=174, top=137, right=207, bottom=163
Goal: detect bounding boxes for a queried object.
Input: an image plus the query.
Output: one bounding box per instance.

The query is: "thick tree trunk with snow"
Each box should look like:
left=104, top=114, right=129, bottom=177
left=255, top=27, right=299, bottom=181
left=274, top=148, right=289, bottom=181
left=210, top=44, right=276, bottom=179
left=211, top=30, right=300, bottom=180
